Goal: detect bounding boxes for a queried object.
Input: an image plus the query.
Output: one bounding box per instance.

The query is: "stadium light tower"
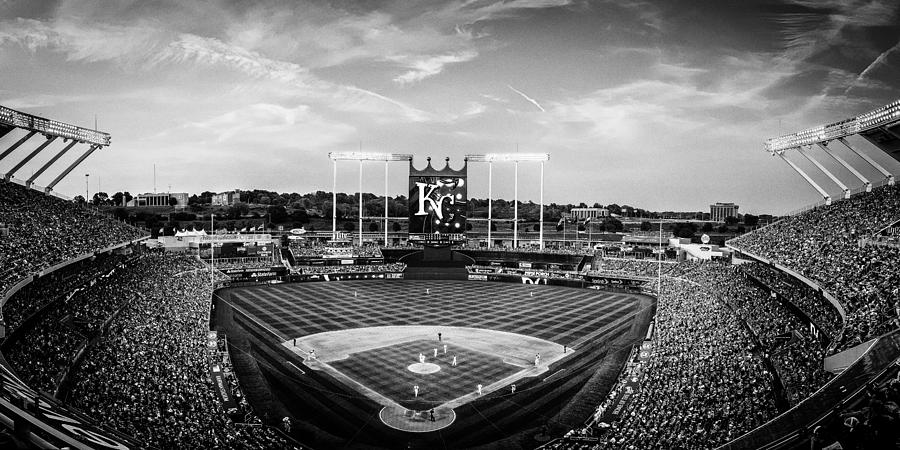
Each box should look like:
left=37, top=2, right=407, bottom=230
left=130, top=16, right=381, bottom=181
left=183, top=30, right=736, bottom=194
left=1, top=105, right=111, bottom=195
left=328, top=152, right=412, bottom=245
left=466, top=153, right=549, bottom=249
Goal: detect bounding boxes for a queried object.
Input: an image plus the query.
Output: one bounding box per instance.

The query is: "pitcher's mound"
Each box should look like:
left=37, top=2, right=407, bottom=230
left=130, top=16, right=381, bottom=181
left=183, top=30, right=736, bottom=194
left=408, top=362, right=441, bottom=374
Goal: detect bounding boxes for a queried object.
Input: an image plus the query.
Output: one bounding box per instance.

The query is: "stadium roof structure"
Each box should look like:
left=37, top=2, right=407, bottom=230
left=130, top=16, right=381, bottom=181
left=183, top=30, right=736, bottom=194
left=0, top=105, right=111, bottom=195
left=765, top=99, right=900, bottom=155
left=0, top=105, right=110, bottom=147
left=765, top=99, right=899, bottom=207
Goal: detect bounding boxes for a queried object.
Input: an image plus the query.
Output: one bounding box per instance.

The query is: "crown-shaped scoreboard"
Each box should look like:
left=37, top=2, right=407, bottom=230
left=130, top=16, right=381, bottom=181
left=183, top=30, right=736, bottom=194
left=408, top=157, right=467, bottom=242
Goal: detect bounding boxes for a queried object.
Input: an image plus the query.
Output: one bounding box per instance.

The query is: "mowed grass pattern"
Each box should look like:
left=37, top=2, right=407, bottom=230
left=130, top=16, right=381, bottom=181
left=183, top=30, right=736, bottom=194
left=330, top=340, right=517, bottom=410
left=227, top=280, right=641, bottom=348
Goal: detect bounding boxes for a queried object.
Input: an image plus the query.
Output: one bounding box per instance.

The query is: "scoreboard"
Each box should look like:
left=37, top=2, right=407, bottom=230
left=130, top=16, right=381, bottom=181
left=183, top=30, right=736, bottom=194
left=408, top=157, right=467, bottom=236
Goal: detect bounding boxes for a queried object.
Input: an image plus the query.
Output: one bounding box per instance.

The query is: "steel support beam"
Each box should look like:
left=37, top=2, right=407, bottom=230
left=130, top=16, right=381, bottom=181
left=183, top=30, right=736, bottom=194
left=881, top=126, right=900, bottom=141
left=513, top=160, right=518, bottom=248
left=5, top=136, right=57, bottom=181
left=0, top=131, right=37, bottom=162
left=487, top=162, right=492, bottom=248
left=837, top=138, right=894, bottom=186
left=798, top=146, right=849, bottom=199
left=539, top=161, right=544, bottom=250
left=332, top=160, right=337, bottom=241
left=26, top=140, right=78, bottom=187
left=384, top=160, right=388, bottom=246
left=45, top=144, right=100, bottom=192
left=358, top=160, right=363, bottom=247
left=778, top=152, right=832, bottom=205
left=817, top=142, right=870, bottom=192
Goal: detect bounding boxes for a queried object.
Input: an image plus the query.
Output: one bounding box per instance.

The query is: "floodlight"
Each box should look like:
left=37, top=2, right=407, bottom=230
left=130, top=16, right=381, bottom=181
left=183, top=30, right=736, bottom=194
left=766, top=98, right=900, bottom=153
left=465, top=153, right=549, bottom=162
left=0, top=105, right=110, bottom=146
left=328, top=151, right=412, bottom=161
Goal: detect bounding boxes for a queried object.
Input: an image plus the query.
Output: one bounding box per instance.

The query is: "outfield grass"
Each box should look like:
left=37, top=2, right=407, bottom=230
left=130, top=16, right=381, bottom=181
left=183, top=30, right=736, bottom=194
left=228, top=279, right=640, bottom=348
left=219, top=279, right=653, bottom=448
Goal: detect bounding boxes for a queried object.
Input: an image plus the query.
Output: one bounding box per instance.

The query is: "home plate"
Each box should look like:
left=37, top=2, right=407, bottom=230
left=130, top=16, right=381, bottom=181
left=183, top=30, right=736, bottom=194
left=408, top=362, right=441, bottom=374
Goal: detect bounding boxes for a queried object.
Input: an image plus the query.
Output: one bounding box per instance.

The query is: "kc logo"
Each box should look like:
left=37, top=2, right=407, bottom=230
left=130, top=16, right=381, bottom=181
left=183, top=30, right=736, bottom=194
left=414, top=182, right=456, bottom=220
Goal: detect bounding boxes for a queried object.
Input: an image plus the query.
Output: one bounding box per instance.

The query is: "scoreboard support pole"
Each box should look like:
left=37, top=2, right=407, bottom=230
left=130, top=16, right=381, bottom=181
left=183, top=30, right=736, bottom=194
left=513, top=160, right=518, bottom=248
left=329, top=152, right=413, bottom=245
left=359, top=159, right=363, bottom=247
left=487, top=162, right=492, bottom=248
left=332, top=160, right=337, bottom=242
left=466, top=153, right=549, bottom=249
left=540, top=161, right=544, bottom=250
left=384, top=160, right=389, bottom=246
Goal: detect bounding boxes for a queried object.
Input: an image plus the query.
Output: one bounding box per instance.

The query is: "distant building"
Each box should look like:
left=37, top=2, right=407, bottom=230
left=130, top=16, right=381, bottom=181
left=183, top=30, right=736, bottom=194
left=130, top=192, right=188, bottom=207
left=710, top=202, right=739, bottom=222
left=212, top=191, right=240, bottom=206
left=570, top=207, right=609, bottom=221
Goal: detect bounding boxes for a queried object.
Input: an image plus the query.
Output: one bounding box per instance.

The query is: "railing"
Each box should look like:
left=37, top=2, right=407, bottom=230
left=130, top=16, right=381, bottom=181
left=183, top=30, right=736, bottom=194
left=775, top=176, right=894, bottom=219
left=5, top=175, right=70, bottom=201
left=0, top=105, right=111, bottom=146
left=725, top=241, right=847, bottom=326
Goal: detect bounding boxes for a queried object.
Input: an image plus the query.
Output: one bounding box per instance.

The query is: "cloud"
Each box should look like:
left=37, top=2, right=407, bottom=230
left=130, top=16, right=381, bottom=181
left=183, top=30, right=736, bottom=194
left=177, top=103, right=356, bottom=149
left=0, top=16, right=431, bottom=123
left=506, top=85, right=545, bottom=112
left=844, top=40, right=900, bottom=94
left=392, top=50, right=479, bottom=84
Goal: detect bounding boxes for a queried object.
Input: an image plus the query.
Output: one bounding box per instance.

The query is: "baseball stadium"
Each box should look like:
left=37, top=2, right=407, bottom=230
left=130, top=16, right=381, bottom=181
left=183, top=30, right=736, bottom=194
left=0, top=96, right=899, bottom=449
left=2, top=2, right=900, bottom=450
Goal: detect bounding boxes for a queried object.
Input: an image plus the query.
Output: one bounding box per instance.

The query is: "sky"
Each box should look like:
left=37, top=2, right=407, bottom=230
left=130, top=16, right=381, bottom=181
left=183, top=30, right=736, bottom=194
left=1, top=0, right=899, bottom=215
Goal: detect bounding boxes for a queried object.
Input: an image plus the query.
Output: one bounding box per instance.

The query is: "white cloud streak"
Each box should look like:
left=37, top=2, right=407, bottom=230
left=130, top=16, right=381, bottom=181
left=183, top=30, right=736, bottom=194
left=844, top=40, right=900, bottom=94
left=392, top=50, right=479, bottom=84
left=506, top=84, right=545, bottom=112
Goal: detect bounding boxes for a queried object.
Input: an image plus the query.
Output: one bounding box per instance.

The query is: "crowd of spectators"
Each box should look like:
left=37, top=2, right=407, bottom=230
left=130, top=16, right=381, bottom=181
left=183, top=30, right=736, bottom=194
left=4, top=253, right=297, bottom=448
left=549, top=261, right=839, bottom=448
left=731, top=184, right=900, bottom=351
left=740, top=262, right=843, bottom=343
left=5, top=257, right=154, bottom=394
left=296, top=263, right=405, bottom=274
left=689, top=263, right=833, bottom=406
left=455, top=243, right=595, bottom=255
left=595, top=275, right=780, bottom=448
left=62, top=254, right=296, bottom=448
left=0, top=181, right=146, bottom=296
left=2, top=252, right=133, bottom=334
left=289, top=243, right=382, bottom=258
left=589, top=257, right=701, bottom=279
left=212, top=258, right=279, bottom=271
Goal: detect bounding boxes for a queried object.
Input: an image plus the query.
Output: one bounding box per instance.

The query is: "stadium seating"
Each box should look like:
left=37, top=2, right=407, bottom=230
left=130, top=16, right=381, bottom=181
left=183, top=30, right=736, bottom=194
left=296, top=263, right=405, bottom=274
left=596, top=268, right=780, bottom=448
left=548, top=261, right=839, bottom=449
left=0, top=182, right=298, bottom=448
left=731, top=184, right=900, bottom=351
left=0, top=180, right=145, bottom=297
left=4, top=253, right=297, bottom=448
